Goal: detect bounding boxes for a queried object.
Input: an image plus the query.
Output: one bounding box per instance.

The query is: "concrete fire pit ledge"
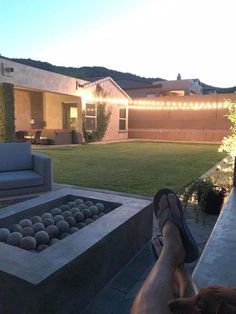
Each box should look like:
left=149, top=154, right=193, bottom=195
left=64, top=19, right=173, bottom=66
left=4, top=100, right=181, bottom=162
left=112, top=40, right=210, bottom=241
left=0, top=188, right=153, bottom=314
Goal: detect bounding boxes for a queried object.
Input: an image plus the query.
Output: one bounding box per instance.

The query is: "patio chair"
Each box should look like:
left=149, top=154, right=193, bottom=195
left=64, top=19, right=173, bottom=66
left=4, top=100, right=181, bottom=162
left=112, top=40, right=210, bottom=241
left=31, top=130, right=42, bottom=144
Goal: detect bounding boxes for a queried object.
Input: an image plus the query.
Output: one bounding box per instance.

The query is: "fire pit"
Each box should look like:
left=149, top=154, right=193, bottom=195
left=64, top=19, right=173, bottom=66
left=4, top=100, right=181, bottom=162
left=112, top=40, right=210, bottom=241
left=0, top=188, right=152, bottom=313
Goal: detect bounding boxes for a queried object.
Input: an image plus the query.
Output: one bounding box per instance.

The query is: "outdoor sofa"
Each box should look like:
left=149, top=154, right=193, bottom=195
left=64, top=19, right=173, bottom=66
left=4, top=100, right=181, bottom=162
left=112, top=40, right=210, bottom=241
left=0, top=142, right=52, bottom=197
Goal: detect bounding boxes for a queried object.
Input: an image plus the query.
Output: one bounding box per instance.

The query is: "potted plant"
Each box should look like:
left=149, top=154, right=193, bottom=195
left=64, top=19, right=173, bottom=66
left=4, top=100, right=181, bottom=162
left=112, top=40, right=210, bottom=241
left=182, top=176, right=227, bottom=215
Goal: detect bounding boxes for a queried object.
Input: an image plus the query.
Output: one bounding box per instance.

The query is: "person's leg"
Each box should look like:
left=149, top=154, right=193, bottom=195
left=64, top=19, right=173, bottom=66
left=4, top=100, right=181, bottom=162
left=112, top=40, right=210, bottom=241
left=131, top=194, right=185, bottom=314
left=151, top=236, right=198, bottom=299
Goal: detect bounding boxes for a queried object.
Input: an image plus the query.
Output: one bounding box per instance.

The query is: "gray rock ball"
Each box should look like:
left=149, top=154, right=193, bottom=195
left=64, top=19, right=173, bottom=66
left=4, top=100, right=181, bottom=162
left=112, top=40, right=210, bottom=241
left=37, top=244, right=48, bottom=252
left=56, top=220, right=70, bottom=233
left=59, top=204, right=70, bottom=211
left=89, top=205, right=99, bottom=215
left=46, top=225, right=59, bottom=239
left=62, top=210, right=72, bottom=218
left=85, top=218, right=93, bottom=225
left=20, top=236, right=36, bottom=250
left=31, top=216, right=42, bottom=224
left=42, top=218, right=54, bottom=227
left=41, top=212, right=53, bottom=220
left=65, top=216, right=76, bottom=227
left=7, top=232, right=23, bottom=247
left=85, top=200, right=93, bottom=207
left=19, top=219, right=33, bottom=228
left=34, top=230, right=49, bottom=245
left=74, top=198, right=84, bottom=205
left=77, top=222, right=86, bottom=229
left=9, top=224, right=22, bottom=233
left=32, top=222, right=45, bottom=233
left=70, top=207, right=80, bottom=215
left=49, top=238, right=59, bottom=246
left=0, top=228, right=10, bottom=242
left=21, top=227, right=35, bottom=237
left=69, top=227, right=79, bottom=234
left=74, top=212, right=85, bottom=222
left=50, top=207, right=62, bottom=216
left=78, top=204, right=87, bottom=211
left=67, top=201, right=76, bottom=209
left=81, top=208, right=92, bottom=218
left=53, top=215, right=64, bottom=224
left=95, top=203, right=105, bottom=212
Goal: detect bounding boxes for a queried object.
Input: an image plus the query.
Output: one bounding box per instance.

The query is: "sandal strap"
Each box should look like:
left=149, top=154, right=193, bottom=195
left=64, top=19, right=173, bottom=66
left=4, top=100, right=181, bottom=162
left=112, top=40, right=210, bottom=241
left=158, top=207, right=182, bottom=234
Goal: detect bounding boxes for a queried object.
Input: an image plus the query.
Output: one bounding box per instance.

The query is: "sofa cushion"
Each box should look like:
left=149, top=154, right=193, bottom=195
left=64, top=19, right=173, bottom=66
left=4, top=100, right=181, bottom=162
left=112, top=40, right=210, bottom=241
left=0, top=142, right=33, bottom=172
left=0, top=170, right=43, bottom=190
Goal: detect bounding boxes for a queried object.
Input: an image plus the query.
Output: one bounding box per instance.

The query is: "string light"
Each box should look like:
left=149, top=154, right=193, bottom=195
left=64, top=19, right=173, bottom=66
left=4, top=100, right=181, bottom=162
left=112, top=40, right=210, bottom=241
left=83, top=94, right=231, bottom=111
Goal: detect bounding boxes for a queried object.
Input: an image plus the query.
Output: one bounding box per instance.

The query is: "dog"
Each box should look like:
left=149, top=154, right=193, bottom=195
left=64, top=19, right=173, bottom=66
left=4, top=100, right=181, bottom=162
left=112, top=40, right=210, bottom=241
left=168, top=286, right=236, bottom=314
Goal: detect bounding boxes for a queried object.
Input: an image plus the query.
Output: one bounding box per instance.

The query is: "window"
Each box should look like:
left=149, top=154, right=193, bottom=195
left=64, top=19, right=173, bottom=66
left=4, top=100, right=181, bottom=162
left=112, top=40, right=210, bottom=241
left=119, top=107, right=126, bottom=131
left=85, top=103, right=96, bottom=131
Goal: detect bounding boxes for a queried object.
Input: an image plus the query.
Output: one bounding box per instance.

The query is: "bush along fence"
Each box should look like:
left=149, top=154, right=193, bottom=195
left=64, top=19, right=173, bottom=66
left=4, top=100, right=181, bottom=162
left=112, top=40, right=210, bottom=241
left=0, top=83, right=15, bottom=143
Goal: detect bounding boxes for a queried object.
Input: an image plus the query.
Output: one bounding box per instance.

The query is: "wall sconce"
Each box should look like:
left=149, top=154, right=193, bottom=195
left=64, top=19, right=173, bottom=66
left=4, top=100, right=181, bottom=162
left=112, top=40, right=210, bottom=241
left=30, top=118, right=35, bottom=125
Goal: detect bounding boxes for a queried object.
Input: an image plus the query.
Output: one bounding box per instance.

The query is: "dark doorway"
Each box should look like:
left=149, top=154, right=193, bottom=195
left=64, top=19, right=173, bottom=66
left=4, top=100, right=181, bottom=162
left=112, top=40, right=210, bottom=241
left=62, top=103, right=78, bottom=129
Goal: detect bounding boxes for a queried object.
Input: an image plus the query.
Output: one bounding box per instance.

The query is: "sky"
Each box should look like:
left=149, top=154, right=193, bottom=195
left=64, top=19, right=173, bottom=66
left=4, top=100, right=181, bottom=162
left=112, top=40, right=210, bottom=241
left=0, top=0, right=235, bottom=87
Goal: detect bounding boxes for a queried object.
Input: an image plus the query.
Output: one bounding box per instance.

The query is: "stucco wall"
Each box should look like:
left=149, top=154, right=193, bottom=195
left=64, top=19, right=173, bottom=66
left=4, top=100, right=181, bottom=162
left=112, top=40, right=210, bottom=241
left=0, top=57, right=87, bottom=96
left=14, top=89, right=32, bottom=130
left=44, top=92, right=82, bottom=132
left=128, top=93, right=236, bottom=143
left=84, top=79, right=129, bottom=141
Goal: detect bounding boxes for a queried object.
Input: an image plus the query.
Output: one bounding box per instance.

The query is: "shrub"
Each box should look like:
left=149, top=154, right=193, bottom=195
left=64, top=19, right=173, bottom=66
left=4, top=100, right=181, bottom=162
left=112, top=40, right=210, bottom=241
left=0, top=83, right=15, bottom=142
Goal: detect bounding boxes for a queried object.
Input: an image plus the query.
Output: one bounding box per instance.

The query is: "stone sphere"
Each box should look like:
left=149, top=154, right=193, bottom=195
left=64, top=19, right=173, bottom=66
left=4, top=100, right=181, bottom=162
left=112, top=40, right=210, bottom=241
left=7, top=232, right=23, bottom=246
left=67, top=201, right=76, bottom=209
left=99, top=212, right=105, bottom=217
left=69, top=227, right=78, bottom=234
left=85, top=200, right=93, bottom=207
left=92, top=215, right=99, bottom=221
left=53, top=215, right=64, bottom=224
left=49, top=238, right=59, bottom=246
left=32, top=222, right=45, bottom=233
left=9, top=224, right=22, bottom=233
left=77, top=222, right=86, bottom=229
left=62, top=210, right=72, bottom=218
left=78, top=204, right=87, bottom=211
left=70, top=207, right=79, bottom=215
left=50, top=208, right=62, bottom=216
left=89, top=205, right=99, bottom=215
left=56, top=220, right=70, bottom=233
left=96, top=203, right=105, bottom=212
left=65, top=216, right=76, bottom=227
left=59, top=232, right=69, bottom=240
left=46, top=225, right=59, bottom=239
left=31, top=216, right=42, bottom=224
left=74, top=198, right=84, bottom=206
left=74, top=212, right=85, bottom=222
left=60, top=204, right=70, bottom=211
left=42, top=218, right=54, bottom=227
left=19, top=219, right=32, bottom=228
left=81, top=208, right=92, bottom=218
left=37, top=244, right=48, bottom=252
left=85, top=218, right=93, bottom=225
left=0, top=228, right=10, bottom=242
left=34, top=231, right=49, bottom=245
left=21, top=227, right=35, bottom=237
left=41, top=212, right=53, bottom=220
left=20, top=236, right=36, bottom=250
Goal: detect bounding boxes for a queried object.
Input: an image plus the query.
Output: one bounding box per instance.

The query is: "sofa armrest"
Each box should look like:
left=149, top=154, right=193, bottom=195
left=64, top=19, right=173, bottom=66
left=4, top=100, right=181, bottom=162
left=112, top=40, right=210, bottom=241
left=32, top=153, right=53, bottom=190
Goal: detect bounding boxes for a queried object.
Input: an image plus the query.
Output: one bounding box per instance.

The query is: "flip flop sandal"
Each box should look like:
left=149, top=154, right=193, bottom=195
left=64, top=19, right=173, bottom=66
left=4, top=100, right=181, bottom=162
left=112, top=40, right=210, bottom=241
left=150, top=235, right=163, bottom=261
left=153, top=188, right=199, bottom=263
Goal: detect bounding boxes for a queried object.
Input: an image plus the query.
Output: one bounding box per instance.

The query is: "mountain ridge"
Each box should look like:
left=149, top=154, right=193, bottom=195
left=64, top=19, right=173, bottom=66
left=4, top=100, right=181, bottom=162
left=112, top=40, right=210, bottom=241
left=2, top=56, right=236, bottom=93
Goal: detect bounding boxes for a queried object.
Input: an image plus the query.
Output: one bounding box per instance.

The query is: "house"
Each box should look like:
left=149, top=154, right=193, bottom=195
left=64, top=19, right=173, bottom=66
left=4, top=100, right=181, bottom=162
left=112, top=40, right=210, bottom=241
left=0, top=57, right=130, bottom=144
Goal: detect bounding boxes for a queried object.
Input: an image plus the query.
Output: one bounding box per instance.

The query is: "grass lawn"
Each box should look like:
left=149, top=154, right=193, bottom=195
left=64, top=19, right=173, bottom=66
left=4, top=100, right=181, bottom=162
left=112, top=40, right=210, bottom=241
left=35, top=141, right=224, bottom=197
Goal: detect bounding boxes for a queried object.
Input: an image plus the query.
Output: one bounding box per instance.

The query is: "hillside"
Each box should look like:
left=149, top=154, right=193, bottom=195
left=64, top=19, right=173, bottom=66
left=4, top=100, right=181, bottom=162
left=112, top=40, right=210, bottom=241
left=2, top=56, right=236, bottom=93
